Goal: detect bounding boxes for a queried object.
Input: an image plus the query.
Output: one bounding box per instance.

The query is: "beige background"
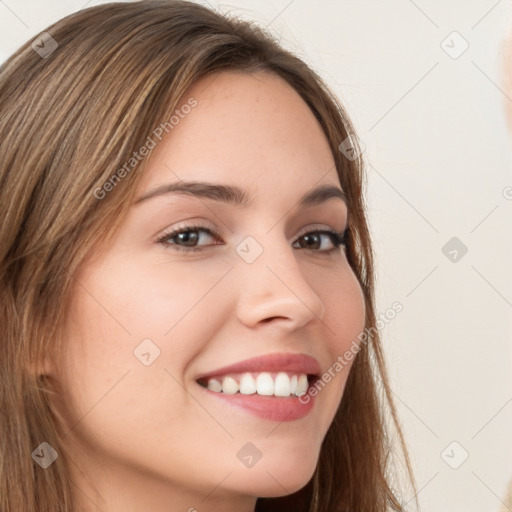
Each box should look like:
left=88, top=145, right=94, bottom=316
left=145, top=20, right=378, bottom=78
left=1, top=1, right=511, bottom=510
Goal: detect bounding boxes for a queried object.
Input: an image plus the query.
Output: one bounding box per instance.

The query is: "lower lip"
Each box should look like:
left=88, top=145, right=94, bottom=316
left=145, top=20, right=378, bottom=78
left=197, top=383, right=316, bottom=422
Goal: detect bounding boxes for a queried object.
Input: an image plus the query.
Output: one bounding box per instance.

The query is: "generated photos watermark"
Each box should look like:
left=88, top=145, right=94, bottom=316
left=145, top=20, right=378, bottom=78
left=93, top=97, right=198, bottom=200
left=298, top=301, right=403, bottom=404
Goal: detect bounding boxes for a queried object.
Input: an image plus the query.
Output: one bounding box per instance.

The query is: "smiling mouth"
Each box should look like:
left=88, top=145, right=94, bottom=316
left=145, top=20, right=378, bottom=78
left=196, top=372, right=319, bottom=398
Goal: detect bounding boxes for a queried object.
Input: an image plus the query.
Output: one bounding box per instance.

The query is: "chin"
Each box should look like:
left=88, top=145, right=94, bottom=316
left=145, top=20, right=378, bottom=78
left=230, top=455, right=317, bottom=498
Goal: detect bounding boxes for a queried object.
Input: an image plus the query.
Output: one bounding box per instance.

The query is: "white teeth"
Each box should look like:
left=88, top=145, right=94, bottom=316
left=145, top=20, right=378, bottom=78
left=290, top=375, right=298, bottom=394
left=222, top=376, right=239, bottom=394
left=202, top=372, right=311, bottom=397
left=256, top=373, right=274, bottom=395
left=207, top=378, right=222, bottom=392
left=274, top=372, right=291, bottom=396
left=239, top=373, right=257, bottom=395
left=296, top=374, right=309, bottom=396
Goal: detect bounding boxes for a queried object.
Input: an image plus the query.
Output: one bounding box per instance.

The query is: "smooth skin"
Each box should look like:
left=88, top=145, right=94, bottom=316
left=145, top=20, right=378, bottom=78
left=45, top=70, right=366, bottom=512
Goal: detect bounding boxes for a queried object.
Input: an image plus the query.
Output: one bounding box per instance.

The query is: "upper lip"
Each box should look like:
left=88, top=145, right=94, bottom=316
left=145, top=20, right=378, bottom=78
left=195, top=352, right=321, bottom=382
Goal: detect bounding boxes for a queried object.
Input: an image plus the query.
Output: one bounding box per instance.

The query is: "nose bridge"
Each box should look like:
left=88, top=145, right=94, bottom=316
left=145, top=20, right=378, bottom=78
left=234, top=230, right=326, bottom=329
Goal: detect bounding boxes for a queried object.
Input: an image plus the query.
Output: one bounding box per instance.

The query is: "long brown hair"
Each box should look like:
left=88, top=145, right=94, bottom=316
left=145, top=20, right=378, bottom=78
left=0, top=1, right=417, bottom=510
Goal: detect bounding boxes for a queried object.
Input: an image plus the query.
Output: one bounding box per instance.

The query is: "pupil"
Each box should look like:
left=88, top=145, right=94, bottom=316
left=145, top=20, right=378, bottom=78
left=303, top=234, right=319, bottom=249
left=178, top=231, right=198, bottom=246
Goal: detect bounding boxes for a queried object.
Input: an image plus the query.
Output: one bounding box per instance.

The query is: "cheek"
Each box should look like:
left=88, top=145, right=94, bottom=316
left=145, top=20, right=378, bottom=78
left=323, top=263, right=366, bottom=353
left=96, top=253, right=231, bottom=340
left=69, top=250, right=224, bottom=353
left=312, top=264, right=366, bottom=419
left=57, top=258, right=230, bottom=412
left=53, top=276, right=201, bottom=457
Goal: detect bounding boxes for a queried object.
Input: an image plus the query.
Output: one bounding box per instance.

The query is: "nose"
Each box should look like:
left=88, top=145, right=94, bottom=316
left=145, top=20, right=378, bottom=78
left=234, top=237, right=326, bottom=331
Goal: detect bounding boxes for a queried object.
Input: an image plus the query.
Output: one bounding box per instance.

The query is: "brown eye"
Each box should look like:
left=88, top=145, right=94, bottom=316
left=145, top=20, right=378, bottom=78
left=157, top=225, right=222, bottom=252
left=156, top=226, right=346, bottom=255
left=293, top=230, right=346, bottom=253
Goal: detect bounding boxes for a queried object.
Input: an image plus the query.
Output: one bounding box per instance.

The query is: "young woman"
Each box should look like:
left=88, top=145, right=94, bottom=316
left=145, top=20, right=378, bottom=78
left=0, top=1, right=417, bottom=511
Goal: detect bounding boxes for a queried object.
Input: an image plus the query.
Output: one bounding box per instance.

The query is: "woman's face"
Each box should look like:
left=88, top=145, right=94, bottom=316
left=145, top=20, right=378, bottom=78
left=50, top=70, right=366, bottom=511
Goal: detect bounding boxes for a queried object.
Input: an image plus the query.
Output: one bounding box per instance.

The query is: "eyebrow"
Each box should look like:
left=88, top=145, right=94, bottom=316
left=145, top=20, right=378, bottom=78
left=134, top=180, right=348, bottom=209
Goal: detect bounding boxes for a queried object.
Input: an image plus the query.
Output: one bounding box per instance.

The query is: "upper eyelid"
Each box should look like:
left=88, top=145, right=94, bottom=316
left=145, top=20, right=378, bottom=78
left=155, top=223, right=346, bottom=251
left=153, top=201, right=348, bottom=237
left=157, top=222, right=345, bottom=240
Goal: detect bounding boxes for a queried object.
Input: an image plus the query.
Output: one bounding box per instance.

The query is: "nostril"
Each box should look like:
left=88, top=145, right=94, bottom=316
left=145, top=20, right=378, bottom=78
left=262, top=316, right=286, bottom=323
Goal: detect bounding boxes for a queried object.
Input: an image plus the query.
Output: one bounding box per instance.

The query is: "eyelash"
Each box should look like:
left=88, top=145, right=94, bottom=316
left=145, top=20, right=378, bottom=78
left=155, top=224, right=348, bottom=255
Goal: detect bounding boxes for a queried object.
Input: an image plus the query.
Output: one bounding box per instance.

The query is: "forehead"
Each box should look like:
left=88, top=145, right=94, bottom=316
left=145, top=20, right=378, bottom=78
left=136, top=70, right=341, bottom=202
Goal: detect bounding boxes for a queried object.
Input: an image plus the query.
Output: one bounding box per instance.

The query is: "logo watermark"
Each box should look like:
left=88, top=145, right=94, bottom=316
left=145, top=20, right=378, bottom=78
left=298, top=301, right=403, bottom=404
